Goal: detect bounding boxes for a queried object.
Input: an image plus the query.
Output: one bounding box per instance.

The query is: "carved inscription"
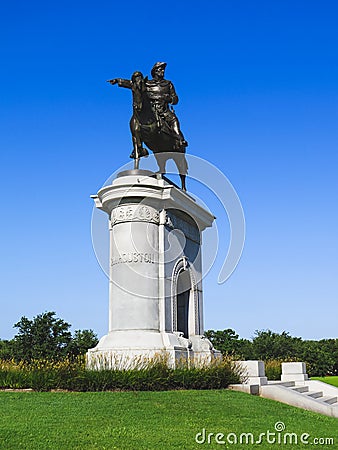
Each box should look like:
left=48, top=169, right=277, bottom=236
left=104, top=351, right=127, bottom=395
left=111, top=252, right=156, bottom=266
left=111, top=205, right=160, bottom=225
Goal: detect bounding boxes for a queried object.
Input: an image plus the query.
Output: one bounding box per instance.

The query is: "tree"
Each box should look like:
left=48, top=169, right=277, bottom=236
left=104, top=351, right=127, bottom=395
left=12, top=311, right=72, bottom=361
left=0, top=339, right=13, bottom=360
left=300, top=340, right=336, bottom=377
left=251, top=330, right=302, bottom=360
left=205, top=328, right=252, bottom=359
left=67, top=329, right=99, bottom=357
left=319, top=339, right=338, bottom=375
left=205, top=328, right=338, bottom=377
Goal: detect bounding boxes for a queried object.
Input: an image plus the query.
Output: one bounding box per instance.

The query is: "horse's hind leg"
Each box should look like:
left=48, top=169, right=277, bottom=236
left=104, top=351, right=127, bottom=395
left=179, top=174, right=187, bottom=191
left=173, top=154, right=188, bottom=191
left=155, top=153, right=167, bottom=175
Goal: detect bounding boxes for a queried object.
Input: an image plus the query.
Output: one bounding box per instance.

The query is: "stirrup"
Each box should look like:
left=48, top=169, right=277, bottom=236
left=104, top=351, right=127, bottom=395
left=140, top=147, right=149, bottom=157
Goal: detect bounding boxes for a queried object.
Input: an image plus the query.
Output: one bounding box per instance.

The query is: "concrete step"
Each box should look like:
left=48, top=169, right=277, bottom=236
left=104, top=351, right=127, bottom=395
left=307, top=391, right=323, bottom=399
left=292, top=386, right=309, bottom=393
left=268, top=381, right=295, bottom=387
left=320, top=396, right=338, bottom=405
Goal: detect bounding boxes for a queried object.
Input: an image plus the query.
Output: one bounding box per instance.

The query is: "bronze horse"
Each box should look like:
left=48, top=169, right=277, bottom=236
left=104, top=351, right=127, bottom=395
left=108, top=68, right=188, bottom=191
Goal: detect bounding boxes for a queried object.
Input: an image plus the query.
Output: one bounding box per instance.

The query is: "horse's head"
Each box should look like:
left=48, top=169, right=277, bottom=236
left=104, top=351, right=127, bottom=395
left=132, top=71, right=144, bottom=92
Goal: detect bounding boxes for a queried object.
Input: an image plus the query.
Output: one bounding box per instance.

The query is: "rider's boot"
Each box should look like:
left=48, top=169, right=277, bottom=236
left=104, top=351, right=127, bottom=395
left=140, top=147, right=149, bottom=157
left=130, top=147, right=149, bottom=159
left=173, top=138, right=188, bottom=151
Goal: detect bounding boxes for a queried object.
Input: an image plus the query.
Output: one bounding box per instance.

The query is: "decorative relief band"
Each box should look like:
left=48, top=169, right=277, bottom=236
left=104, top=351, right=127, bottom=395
left=111, top=205, right=160, bottom=225
left=111, top=252, right=156, bottom=266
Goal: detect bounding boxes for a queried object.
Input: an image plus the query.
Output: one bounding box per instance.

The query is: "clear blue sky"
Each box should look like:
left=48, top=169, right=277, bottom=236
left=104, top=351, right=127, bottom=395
left=1, top=1, right=337, bottom=341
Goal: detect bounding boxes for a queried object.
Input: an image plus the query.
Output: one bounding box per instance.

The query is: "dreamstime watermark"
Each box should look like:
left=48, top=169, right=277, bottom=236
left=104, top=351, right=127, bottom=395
left=91, top=154, right=245, bottom=296
left=195, top=421, right=335, bottom=446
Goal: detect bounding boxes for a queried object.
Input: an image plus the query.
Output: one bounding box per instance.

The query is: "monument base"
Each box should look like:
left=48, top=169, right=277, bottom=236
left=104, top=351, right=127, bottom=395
left=89, top=171, right=220, bottom=370
left=86, top=331, right=220, bottom=370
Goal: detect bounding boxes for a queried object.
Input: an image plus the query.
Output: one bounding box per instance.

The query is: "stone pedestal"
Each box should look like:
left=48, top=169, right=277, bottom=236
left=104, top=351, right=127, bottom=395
left=238, top=360, right=268, bottom=386
left=87, top=170, right=220, bottom=369
left=281, top=362, right=309, bottom=382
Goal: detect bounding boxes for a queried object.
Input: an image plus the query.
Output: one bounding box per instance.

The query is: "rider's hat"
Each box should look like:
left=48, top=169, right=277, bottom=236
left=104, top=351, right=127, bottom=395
left=151, top=62, right=167, bottom=77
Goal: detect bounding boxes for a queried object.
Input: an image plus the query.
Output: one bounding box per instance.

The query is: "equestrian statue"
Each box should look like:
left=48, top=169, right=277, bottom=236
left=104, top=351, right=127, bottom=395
left=107, top=62, right=188, bottom=191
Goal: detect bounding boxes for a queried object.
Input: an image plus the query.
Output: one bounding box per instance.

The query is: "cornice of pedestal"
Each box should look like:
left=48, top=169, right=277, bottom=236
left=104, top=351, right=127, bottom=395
left=91, top=173, right=215, bottom=231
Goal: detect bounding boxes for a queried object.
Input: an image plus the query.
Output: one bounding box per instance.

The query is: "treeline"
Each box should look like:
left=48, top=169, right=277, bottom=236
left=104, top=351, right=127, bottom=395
left=0, top=311, right=98, bottom=361
left=1, top=313, right=337, bottom=378
left=205, top=328, right=338, bottom=377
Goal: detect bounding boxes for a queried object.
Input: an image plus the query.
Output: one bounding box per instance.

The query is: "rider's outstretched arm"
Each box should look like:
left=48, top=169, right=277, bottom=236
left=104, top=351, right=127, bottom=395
left=116, top=78, right=132, bottom=89
left=107, top=78, right=132, bottom=89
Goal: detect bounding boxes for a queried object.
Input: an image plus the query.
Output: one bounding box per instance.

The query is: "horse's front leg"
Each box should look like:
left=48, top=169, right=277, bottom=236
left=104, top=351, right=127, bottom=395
left=129, top=116, right=140, bottom=169
left=130, top=116, right=139, bottom=156
left=130, top=116, right=147, bottom=169
left=131, top=136, right=140, bottom=170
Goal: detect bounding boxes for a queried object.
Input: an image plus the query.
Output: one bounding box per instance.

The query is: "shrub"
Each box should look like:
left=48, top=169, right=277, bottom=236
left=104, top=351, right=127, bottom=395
left=0, top=357, right=84, bottom=391
left=264, top=359, right=284, bottom=380
left=0, top=356, right=241, bottom=392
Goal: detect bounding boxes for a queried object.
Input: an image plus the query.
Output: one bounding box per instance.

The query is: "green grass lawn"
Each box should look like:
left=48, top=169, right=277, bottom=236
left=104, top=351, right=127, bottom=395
left=0, top=390, right=336, bottom=449
left=312, top=376, right=338, bottom=388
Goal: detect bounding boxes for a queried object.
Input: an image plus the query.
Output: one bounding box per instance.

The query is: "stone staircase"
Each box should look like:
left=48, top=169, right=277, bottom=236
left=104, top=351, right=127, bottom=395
left=291, top=383, right=337, bottom=404
left=229, top=361, right=338, bottom=418
left=260, top=380, right=338, bottom=418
